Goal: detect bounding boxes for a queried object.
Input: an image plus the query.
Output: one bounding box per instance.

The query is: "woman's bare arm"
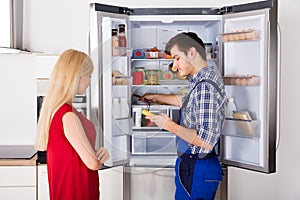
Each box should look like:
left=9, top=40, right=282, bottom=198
left=63, top=112, right=109, bottom=170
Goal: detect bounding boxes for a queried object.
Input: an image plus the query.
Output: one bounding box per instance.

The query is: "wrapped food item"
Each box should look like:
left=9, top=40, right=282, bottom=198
left=112, top=70, right=129, bottom=85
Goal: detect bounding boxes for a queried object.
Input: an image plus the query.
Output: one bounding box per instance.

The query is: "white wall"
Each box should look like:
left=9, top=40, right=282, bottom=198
left=22, top=0, right=300, bottom=199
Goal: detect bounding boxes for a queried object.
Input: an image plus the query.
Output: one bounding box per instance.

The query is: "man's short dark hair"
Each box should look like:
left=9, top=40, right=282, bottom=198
left=165, top=32, right=207, bottom=61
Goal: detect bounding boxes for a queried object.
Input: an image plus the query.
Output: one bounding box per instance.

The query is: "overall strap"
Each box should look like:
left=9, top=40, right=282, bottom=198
left=179, top=79, right=224, bottom=155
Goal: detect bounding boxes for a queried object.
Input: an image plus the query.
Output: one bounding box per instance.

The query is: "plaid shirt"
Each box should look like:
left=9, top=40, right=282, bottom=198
left=181, top=66, right=227, bottom=154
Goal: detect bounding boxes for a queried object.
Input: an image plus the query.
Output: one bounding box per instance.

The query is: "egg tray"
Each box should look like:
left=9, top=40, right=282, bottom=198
left=222, top=75, right=260, bottom=86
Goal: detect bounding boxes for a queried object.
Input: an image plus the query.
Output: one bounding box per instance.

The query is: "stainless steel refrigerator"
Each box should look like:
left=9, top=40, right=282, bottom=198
left=88, top=0, right=278, bottom=199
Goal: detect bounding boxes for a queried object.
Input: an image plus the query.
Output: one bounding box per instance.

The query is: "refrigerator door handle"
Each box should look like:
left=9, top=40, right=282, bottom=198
left=275, top=23, right=282, bottom=151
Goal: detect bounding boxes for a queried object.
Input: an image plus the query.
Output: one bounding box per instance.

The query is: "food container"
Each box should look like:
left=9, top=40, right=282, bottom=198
left=132, top=49, right=146, bottom=59
left=133, top=71, right=144, bottom=85
left=145, top=70, right=161, bottom=85
left=161, top=70, right=174, bottom=80
left=145, top=47, right=165, bottom=59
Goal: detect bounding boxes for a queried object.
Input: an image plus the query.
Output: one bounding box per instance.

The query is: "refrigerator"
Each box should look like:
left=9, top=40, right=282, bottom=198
left=88, top=1, right=278, bottom=197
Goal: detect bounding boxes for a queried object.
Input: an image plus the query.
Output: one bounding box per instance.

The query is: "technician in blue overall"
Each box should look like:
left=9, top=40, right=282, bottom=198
left=142, top=32, right=227, bottom=200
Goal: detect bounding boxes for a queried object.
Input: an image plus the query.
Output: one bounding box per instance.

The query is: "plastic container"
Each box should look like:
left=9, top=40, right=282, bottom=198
left=145, top=70, right=161, bottom=85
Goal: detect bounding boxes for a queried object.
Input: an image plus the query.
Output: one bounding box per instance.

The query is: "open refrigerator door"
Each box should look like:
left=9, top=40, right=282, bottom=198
left=220, top=1, right=278, bottom=173
left=89, top=4, right=131, bottom=167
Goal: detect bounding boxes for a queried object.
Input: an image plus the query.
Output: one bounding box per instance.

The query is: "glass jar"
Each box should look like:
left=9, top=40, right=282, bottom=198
left=146, top=70, right=160, bottom=85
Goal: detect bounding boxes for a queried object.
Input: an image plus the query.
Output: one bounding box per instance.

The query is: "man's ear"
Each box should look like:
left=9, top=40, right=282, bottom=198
left=189, top=47, right=197, bottom=58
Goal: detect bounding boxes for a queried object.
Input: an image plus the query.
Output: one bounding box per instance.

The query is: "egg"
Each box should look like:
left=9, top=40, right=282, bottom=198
left=222, top=34, right=229, bottom=42
left=235, top=78, right=241, bottom=85
left=239, top=30, right=246, bottom=40
left=233, top=31, right=240, bottom=41
left=245, top=29, right=253, bottom=40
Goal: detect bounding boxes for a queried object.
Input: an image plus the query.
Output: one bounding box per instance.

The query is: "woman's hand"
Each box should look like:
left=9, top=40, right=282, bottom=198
left=96, top=147, right=110, bottom=164
left=146, top=113, right=173, bottom=130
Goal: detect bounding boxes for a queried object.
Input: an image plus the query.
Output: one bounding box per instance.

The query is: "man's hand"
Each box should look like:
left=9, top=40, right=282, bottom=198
left=146, top=113, right=173, bottom=130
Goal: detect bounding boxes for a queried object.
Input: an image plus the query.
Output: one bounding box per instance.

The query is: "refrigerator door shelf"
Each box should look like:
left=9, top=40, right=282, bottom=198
left=223, top=119, right=261, bottom=139
left=220, top=29, right=261, bottom=42
left=222, top=75, right=261, bottom=86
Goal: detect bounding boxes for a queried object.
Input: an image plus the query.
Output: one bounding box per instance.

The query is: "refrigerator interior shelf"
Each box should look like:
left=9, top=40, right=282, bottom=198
left=223, top=119, right=260, bottom=139
left=132, top=84, right=188, bottom=88
left=132, top=80, right=188, bottom=87
left=133, top=127, right=165, bottom=131
left=222, top=75, right=260, bottom=86
left=220, top=29, right=260, bottom=42
left=132, top=58, right=173, bottom=61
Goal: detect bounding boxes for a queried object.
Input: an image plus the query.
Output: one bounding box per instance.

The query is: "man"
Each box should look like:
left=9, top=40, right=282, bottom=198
left=143, top=32, right=227, bottom=200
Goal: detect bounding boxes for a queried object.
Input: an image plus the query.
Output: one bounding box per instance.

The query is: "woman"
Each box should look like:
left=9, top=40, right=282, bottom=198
left=35, top=49, right=110, bottom=200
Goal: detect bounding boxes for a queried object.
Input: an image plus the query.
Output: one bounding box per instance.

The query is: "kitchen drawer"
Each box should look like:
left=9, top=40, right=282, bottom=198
left=0, top=187, right=36, bottom=200
left=0, top=166, right=36, bottom=186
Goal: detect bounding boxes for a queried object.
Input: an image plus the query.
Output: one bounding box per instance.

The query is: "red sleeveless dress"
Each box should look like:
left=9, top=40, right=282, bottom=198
left=47, top=104, right=99, bottom=200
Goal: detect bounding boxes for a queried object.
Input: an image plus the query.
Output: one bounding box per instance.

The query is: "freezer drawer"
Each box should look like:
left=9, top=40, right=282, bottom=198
left=131, top=131, right=177, bottom=155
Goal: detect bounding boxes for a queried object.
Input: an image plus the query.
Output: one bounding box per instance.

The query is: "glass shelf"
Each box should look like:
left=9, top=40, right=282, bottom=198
left=131, top=58, right=173, bottom=61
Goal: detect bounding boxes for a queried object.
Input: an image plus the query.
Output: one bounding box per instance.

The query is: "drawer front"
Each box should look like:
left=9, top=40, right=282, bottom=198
left=132, top=132, right=177, bottom=155
left=0, top=187, right=36, bottom=199
left=0, top=166, right=36, bottom=186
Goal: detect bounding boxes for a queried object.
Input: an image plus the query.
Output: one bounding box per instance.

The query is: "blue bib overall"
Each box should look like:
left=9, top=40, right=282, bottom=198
left=174, top=79, right=223, bottom=200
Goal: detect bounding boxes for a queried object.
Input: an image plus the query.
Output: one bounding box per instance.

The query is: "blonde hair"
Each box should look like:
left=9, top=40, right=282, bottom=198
left=35, top=49, right=94, bottom=151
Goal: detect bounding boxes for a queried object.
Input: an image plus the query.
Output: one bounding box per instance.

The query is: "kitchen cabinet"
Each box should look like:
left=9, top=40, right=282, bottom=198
left=0, top=166, right=36, bottom=200
left=0, top=54, right=36, bottom=145
left=0, top=54, right=58, bottom=145
left=99, top=166, right=124, bottom=200
left=37, top=165, right=50, bottom=200
left=36, top=54, right=59, bottom=97
left=37, top=165, right=124, bottom=200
